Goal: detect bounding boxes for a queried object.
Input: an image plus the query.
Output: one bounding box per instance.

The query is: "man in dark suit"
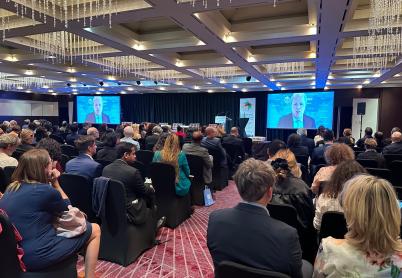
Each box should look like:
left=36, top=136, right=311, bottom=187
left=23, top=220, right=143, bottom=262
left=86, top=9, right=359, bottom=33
left=65, top=135, right=102, bottom=180
left=201, top=127, right=227, bottom=167
left=383, top=131, right=402, bottom=155
left=287, top=133, right=309, bottom=157
left=222, top=127, right=245, bottom=160
left=355, top=127, right=373, bottom=149
left=311, top=129, right=334, bottom=165
left=144, top=125, right=162, bottom=150
left=277, top=93, right=316, bottom=129
left=207, top=158, right=310, bottom=278
left=357, top=138, right=385, bottom=168
left=297, top=128, right=315, bottom=156
left=65, top=123, right=79, bottom=146
left=183, top=131, right=213, bottom=184
left=84, top=96, right=110, bottom=124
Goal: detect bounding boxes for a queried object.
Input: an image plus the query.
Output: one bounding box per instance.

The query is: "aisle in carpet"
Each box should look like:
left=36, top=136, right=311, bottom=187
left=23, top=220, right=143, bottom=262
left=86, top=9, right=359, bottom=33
left=77, top=181, right=241, bottom=278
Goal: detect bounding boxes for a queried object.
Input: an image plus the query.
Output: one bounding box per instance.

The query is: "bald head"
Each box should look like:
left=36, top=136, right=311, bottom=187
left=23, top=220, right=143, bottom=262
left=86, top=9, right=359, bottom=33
left=391, top=131, right=402, bottom=143
left=192, top=131, right=203, bottom=143
left=124, top=126, right=134, bottom=137
left=230, top=127, right=239, bottom=137
left=205, top=127, right=217, bottom=138
left=87, top=127, right=99, bottom=139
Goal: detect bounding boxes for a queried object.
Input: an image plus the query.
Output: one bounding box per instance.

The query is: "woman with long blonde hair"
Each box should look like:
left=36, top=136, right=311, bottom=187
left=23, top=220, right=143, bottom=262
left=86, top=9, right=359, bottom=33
left=152, top=133, right=191, bottom=196
left=313, top=175, right=402, bottom=277
left=131, top=124, right=142, bottom=140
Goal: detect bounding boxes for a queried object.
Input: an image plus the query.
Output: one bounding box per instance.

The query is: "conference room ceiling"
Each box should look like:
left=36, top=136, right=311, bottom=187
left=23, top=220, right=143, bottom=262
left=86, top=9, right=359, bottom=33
left=0, top=0, right=400, bottom=95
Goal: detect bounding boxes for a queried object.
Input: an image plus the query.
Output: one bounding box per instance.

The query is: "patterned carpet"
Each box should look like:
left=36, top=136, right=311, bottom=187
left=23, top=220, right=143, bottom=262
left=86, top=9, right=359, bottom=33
left=77, top=181, right=241, bottom=278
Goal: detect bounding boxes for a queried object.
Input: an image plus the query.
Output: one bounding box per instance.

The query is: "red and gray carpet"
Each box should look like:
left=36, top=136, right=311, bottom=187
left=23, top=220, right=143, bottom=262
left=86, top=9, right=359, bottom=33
left=77, top=181, right=241, bottom=277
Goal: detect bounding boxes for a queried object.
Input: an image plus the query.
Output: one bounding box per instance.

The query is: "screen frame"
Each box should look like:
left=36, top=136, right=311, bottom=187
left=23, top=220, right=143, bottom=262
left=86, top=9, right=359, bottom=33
left=266, top=90, right=335, bottom=130
left=75, top=94, right=122, bottom=125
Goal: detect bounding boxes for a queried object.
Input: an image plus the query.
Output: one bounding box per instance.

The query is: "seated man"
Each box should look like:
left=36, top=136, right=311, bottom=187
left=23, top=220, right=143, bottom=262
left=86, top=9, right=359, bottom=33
left=382, top=131, right=402, bottom=155
left=66, top=123, right=79, bottom=146
left=120, top=126, right=140, bottom=151
left=201, top=127, right=227, bottom=167
left=87, top=127, right=102, bottom=147
left=182, top=131, right=213, bottom=184
left=222, top=127, right=245, bottom=161
left=207, top=158, right=309, bottom=278
left=102, top=143, right=165, bottom=228
left=311, top=129, right=334, bottom=165
left=357, top=138, right=385, bottom=168
left=65, top=135, right=102, bottom=180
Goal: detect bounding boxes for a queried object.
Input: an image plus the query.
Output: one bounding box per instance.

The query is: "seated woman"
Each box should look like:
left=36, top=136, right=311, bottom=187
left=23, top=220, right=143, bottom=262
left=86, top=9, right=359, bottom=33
left=313, top=160, right=366, bottom=231
left=18, top=129, right=35, bottom=152
left=313, top=175, right=402, bottom=277
left=311, top=143, right=354, bottom=194
left=270, top=156, right=314, bottom=230
left=36, top=138, right=64, bottom=173
left=0, top=149, right=100, bottom=277
left=271, top=148, right=302, bottom=178
left=152, top=134, right=191, bottom=196
left=96, top=132, right=118, bottom=162
left=0, top=133, right=19, bottom=168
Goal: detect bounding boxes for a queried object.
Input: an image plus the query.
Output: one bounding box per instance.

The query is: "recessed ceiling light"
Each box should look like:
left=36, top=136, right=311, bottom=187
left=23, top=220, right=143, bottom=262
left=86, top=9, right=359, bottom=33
left=281, top=87, right=286, bottom=91
left=395, top=74, right=401, bottom=77
left=127, top=87, right=134, bottom=91
left=120, top=90, right=127, bottom=94
left=28, top=63, right=34, bottom=66
left=81, top=73, right=87, bottom=76
left=357, top=85, right=363, bottom=89
left=69, top=77, right=77, bottom=82
left=208, top=89, right=214, bottom=93
left=47, top=55, right=56, bottom=59
left=232, top=84, right=239, bottom=88
left=194, top=85, right=200, bottom=90
left=95, top=91, right=101, bottom=95
left=176, top=81, right=183, bottom=86
left=51, top=92, right=57, bottom=96
left=17, top=86, right=24, bottom=90
left=98, top=88, right=104, bottom=91
left=324, top=86, right=329, bottom=90
left=25, top=90, right=32, bottom=93
left=241, top=88, right=247, bottom=92
left=159, top=86, right=166, bottom=91
left=40, top=75, right=45, bottom=78
left=57, top=71, right=62, bottom=74
left=24, top=70, right=34, bottom=75
left=67, top=67, right=76, bottom=73
left=48, top=89, right=54, bottom=93
left=72, top=88, right=78, bottom=92
left=73, top=92, right=78, bottom=95
left=363, top=80, right=370, bottom=84
left=276, top=82, right=282, bottom=86
left=220, top=79, right=226, bottom=84
left=42, top=85, right=49, bottom=89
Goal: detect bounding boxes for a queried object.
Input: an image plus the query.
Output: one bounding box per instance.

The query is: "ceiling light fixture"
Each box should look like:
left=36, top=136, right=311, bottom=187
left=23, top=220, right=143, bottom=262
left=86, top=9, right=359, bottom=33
left=176, top=0, right=277, bottom=9
left=265, top=62, right=305, bottom=75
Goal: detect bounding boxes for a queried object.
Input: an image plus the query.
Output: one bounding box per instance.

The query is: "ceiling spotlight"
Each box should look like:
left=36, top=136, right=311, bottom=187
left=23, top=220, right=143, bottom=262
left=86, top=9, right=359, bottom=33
left=99, top=81, right=104, bottom=86
left=246, top=76, right=251, bottom=81
left=66, top=83, right=71, bottom=87
left=17, top=86, right=24, bottom=90
left=154, top=81, right=158, bottom=85
left=136, top=80, right=141, bottom=85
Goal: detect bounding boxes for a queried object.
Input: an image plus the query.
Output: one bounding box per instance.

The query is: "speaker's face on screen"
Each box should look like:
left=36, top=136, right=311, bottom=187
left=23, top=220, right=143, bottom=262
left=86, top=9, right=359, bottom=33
left=93, top=97, right=103, bottom=116
left=292, top=94, right=306, bottom=120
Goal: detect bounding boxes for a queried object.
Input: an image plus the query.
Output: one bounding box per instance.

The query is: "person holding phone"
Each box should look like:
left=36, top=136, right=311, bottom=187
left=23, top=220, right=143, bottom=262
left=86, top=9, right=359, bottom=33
left=0, top=149, right=101, bottom=277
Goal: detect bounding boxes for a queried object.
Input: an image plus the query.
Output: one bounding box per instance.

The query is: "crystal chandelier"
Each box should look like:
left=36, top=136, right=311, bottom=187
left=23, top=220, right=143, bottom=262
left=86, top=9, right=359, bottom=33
left=264, top=62, right=305, bottom=74
left=4, top=0, right=115, bottom=29
left=29, top=31, right=100, bottom=64
left=176, top=0, right=277, bottom=8
left=0, top=75, right=58, bottom=91
left=200, top=66, right=239, bottom=80
left=352, top=0, right=402, bottom=70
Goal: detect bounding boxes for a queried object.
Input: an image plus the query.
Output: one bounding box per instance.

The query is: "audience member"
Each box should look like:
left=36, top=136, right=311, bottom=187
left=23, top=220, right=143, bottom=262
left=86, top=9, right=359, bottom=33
left=145, top=123, right=157, bottom=137
left=96, top=132, right=118, bottom=162
left=66, top=123, right=79, bottom=146
left=87, top=127, right=101, bottom=147
left=10, top=125, right=21, bottom=136
left=216, top=124, right=226, bottom=138
left=357, top=138, right=386, bottom=167
left=297, top=128, right=315, bottom=156
left=311, top=129, right=334, bottom=165
left=153, top=133, right=169, bottom=152
left=337, top=128, right=355, bottom=147
left=22, top=119, right=30, bottom=129
left=267, top=139, right=286, bottom=162
left=313, top=160, right=366, bottom=231
left=311, top=143, right=354, bottom=194
left=0, top=133, right=19, bottom=168
left=271, top=148, right=302, bottom=178
left=270, top=158, right=314, bottom=230
left=314, top=126, right=325, bottom=146
left=176, top=125, right=185, bottom=138
left=384, top=127, right=401, bottom=146
left=59, top=121, right=68, bottom=133
left=207, top=158, right=311, bottom=278
left=65, top=135, right=102, bottom=180
left=287, top=133, right=309, bottom=158
left=18, top=129, right=35, bottom=152
left=36, top=138, right=63, bottom=173
left=201, top=127, right=227, bottom=167
left=222, top=127, right=245, bottom=158
left=313, top=175, right=402, bottom=277
left=355, top=127, right=373, bottom=149
left=132, top=124, right=142, bottom=140
left=153, top=134, right=191, bottom=196
left=145, top=125, right=162, bottom=150
left=382, top=131, right=402, bottom=155
left=120, top=126, right=140, bottom=151
left=79, top=122, right=91, bottom=135
left=182, top=131, right=213, bottom=184
left=0, top=149, right=100, bottom=277
left=34, top=126, right=48, bottom=143
left=139, top=123, right=146, bottom=138
left=374, top=131, right=386, bottom=150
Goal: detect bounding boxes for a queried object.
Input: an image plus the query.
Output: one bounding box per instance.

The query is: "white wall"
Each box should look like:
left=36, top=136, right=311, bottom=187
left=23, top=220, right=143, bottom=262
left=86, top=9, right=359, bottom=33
left=0, top=99, right=58, bottom=117
left=351, top=98, right=379, bottom=140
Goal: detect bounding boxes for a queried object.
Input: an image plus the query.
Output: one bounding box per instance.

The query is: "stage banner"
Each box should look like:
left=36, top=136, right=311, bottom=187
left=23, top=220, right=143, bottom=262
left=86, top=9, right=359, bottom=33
left=239, top=98, right=256, bottom=137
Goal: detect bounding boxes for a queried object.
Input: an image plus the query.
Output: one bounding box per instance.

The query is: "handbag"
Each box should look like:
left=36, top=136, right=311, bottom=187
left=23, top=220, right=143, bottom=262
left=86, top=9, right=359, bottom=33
left=204, top=186, right=215, bottom=207
left=54, top=205, right=87, bottom=238
left=126, top=198, right=148, bottom=225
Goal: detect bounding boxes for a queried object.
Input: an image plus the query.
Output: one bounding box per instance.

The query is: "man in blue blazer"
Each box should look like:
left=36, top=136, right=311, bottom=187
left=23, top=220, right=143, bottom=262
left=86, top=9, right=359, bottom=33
left=207, top=159, right=311, bottom=278
left=277, top=93, right=316, bottom=129
left=65, top=135, right=102, bottom=180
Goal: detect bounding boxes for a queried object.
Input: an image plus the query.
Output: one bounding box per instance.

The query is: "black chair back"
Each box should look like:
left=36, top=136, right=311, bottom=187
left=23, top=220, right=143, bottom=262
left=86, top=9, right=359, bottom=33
left=60, top=145, right=78, bottom=158
left=222, top=143, right=244, bottom=168
left=207, top=148, right=228, bottom=190
left=60, top=154, right=70, bottom=170
left=3, top=166, right=16, bottom=187
left=130, top=160, right=146, bottom=181
left=0, top=167, right=8, bottom=193
left=0, top=213, right=22, bottom=277
left=267, top=203, right=298, bottom=230
left=356, top=159, right=379, bottom=168
left=186, top=154, right=205, bottom=206
left=242, top=137, right=253, bottom=156
left=11, top=150, right=24, bottom=161
left=150, top=162, right=191, bottom=228
left=59, top=174, right=96, bottom=222
left=319, top=211, right=347, bottom=242
left=95, top=159, right=112, bottom=169
left=216, top=261, right=290, bottom=278
left=384, top=154, right=402, bottom=168
left=136, top=150, right=154, bottom=177
left=50, top=134, right=65, bottom=144
left=365, top=168, right=393, bottom=183
left=391, top=160, right=402, bottom=188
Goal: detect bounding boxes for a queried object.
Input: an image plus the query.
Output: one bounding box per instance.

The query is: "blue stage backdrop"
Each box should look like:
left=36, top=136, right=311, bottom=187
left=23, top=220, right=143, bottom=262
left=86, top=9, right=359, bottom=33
left=77, top=95, right=121, bottom=124
left=267, top=91, right=334, bottom=129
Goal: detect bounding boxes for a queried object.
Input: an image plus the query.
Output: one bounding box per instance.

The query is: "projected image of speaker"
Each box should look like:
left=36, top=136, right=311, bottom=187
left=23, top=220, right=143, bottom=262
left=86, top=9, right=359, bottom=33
left=357, top=102, right=366, bottom=115
left=76, top=95, right=121, bottom=124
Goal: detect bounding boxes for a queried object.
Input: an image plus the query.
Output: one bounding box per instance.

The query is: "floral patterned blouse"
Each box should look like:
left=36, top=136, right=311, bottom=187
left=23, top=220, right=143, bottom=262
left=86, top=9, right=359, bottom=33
left=314, top=237, right=402, bottom=277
